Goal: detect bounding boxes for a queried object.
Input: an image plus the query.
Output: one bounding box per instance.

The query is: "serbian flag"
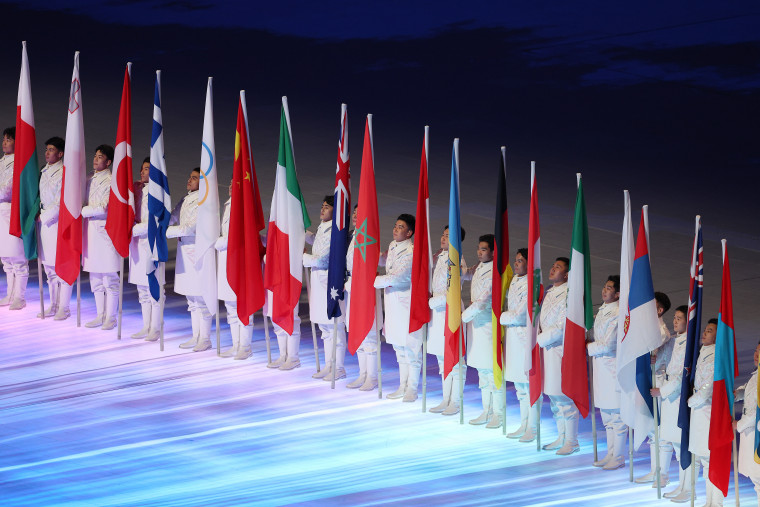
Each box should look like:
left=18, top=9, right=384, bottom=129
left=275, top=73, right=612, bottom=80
left=264, top=97, right=310, bottom=334
left=326, top=104, right=350, bottom=319
left=105, top=63, right=135, bottom=258
left=10, top=41, right=40, bottom=260
left=492, top=147, right=513, bottom=387
left=443, top=139, right=463, bottom=378
left=678, top=215, right=704, bottom=468
left=409, top=126, right=432, bottom=334
left=617, top=207, right=661, bottom=449
left=527, top=162, right=544, bottom=405
left=229, top=91, right=265, bottom=325
left=708, top=240, right=739, bottom=496
left=347, top=115, right=379, bottom=354
left=147, top=70, right=171, bottom=301
left=562, top=173, right=593, bottom=418
left=55, top=52, right=86, bottom=285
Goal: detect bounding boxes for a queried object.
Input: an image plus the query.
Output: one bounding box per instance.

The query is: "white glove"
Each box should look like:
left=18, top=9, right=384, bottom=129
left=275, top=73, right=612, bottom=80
left=374, top=275, right=389, bottom=289
left=80, top=206, right=95, bottom=218
left=305, top=230, right=316, bottom=245
left=344, top=278, right=352, bottom=293
left=165, top=226, right=180, bottom=239
left=537, top=331, right=552, bottom=349
left=40, top=209, right=55, bottom=226
left=215, top=237, right=228, bottom=251
left=428, top=295, right=446, bottom=310
left=462, top=305, right=476, bottom=323
left=132, top=223, right=148, bottom=237
left=499, top=311, right=509, bottom=326
left=302, top=252, right=313, bottom=267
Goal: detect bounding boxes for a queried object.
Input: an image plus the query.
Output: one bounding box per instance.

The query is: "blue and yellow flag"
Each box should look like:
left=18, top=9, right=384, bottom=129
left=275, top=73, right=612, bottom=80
left=443, top=139, right=462, bottom=378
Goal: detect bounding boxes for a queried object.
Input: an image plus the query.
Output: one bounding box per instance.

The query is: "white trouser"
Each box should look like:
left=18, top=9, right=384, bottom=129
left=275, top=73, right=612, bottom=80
left=515, top=381, right=540, bottom=431
left=697, top=455, right=724, bottom=506
left=274, top=312, right=301, bottom=359
left=42, top=263, right=60, bottom=285
left=436, top=355, right=466, bottom=404
left=319, top=321, right=347, bottom=370
left=395, top=343, right=423, bottom=391
left=89, top=272, right=119, bottom=295
left=356, top=324, right=378, bottom=373
left=478, top=368, right=504, bottom=415
left=600, top=408, right=628, bottom=458
left=2, top=256, right=29, bottom=276
left=645, top=433, right=674, bottom=473
left=549, top=394, right=579, bottom=446
left=187, top=295, right=211, bottom=318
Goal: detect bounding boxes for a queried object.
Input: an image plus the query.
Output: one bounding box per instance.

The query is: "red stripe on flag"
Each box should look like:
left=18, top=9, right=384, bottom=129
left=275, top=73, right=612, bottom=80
left=264, top=224, right=300, bottom=334
left=562, top=319, right=590, bottom=417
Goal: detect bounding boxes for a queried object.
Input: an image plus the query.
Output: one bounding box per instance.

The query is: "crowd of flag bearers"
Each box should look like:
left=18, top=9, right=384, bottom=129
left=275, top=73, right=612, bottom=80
left=3, top=41, right=760, bottom=506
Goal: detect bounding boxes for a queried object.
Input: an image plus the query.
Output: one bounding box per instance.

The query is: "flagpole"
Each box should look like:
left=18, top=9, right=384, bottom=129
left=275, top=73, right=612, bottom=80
left=653, top=367, right=662, bottom=499
left=330, top=318, right=338, bottom=390
left=76, top=272, right=81, bottom=327
left=37, top=224, right=44, bottom=319
left=375, top=288, right=383, bottom=399
left=691, top=452, right=696, bottom=507
left=589, top=353, right=597, bottom=461
left=421, top=324, right=427, bottom=412
left=502, top=325, right=507, bottom=435
left=459, top=327, right=464, bottom=425
left=264, top=311, right=272, bottom=365
left=215, top=300, right=220, bottom=356
left=117, top=258, right=124, bottom=339
left=629, top=428, right=634, bottom=481
left=159, top=280, right=165, bottom=352
left=536, top=401, right=541, bottom=452
left=304, top=266, right=320, bottom=374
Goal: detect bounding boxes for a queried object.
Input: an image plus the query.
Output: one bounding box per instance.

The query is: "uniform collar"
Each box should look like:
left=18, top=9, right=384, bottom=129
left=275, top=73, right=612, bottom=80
left=393, top=238, right=412, bottom=248
left=44, top=160, right=63, bottom=172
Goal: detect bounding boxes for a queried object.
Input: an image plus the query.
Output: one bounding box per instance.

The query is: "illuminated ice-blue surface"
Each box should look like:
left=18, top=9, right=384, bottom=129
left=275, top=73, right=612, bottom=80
left=0, top=282, right=756, bottom=506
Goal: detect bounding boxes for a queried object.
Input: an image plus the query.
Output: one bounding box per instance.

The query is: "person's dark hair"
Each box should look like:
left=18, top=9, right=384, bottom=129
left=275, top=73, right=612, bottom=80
left=607, top=275, right=620, bottom=292
left=323, top=195, right=334, bottom=207
left=397, top=214, right=415, bottom=234
left=191, top=167, right=201, bottom=174
left=95, top=144, right=114, bottom=163
left=707, top=318, right=718, bottom=327
left=555, top=257, right=570, bottom=270
left=654, top=292, right=671, bottom=313
left=517, top=247, right=528, bottom=260
left=45, top=137, right=65, bottom=152
left=675, top=304, right=688, bottom=317
left=443, top=225, right=466, bottom=241
left=3, top=127, right=15, bottom=140
left=479, top=234, right=495, bottom=251
left=142, top=156, right=150, bottom=166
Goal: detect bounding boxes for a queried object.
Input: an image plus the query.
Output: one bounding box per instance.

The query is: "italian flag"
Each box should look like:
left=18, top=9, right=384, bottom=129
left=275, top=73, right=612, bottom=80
left=561, top=174, right=593, bottom=418
left=264, top=97, right=310, bottom=335
left=10, top=41, right=40, bottom=260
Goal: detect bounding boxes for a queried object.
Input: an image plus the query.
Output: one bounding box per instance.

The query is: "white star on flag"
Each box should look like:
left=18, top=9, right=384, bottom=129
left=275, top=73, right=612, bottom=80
left=330, top=286, right=339, bottom=300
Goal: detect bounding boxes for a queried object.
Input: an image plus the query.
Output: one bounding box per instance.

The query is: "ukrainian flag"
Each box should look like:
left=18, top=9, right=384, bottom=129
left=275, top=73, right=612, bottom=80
left=443, top=139, right=462, bottom=378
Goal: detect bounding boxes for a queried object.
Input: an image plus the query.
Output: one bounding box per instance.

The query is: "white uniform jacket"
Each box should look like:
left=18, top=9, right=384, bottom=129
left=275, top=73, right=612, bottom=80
left=375, top=239, right=420, bottom=347
left=537, top=283, right=568, bottom=397
left=82, top=169, right=121, bottom=273
left=0, top=153, right=23, bottom=258
left=659, top=332, right=688, bottom=442
left=587, top=301, right=620, bottom=409
left=736, top=368, right=759, bottom=479
left=464, top=261, right=493, bottom=370
left=501, top=274, right=528, bottom=383
left=303, top=220, right=334, bottom=325
left=128, top=182, right=165, bottom=286
left=687, top=344, right=715, bottom=457
left=37, top=160, right=63, bottom=265
left=216, top=199, right=235, bottom=301
left=168, top=190, right=204, bottom=297
left=427, top=250, right=448, bottom=357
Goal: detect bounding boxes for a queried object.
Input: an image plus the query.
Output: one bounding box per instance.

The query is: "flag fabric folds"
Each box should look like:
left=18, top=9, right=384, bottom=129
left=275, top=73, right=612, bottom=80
left=229, top=91, right=266, bottom=325
left=10, top=41, right=40, bottom=260
left=617, top=208, right=661, bottom=449
left=617, top=191, right=636, bottom=431
left=409, top=126, right=432, bottom=334
left=678, top=215, right=704, bottom=467
left=561, top=174, right=593, bottom=418
left=264, top=97, right=310, bottom=334
left=105, top=63, right=135, bottom=259
left=326, top=104, right=350, bottom=319
left=147, top=71, right=171, bottom=301
left=347, top=115, right=379, bottom=354
left=55, top=51, right=86, bottom=285
left=708, top=240, right=738, bottom=496
left=756, top=367, right=760, bottom=464
left=527, top=163, right=544, bottom=406
left=492, top=147, right=512, bottom=387
left=443, top=139, right=463, bottom=379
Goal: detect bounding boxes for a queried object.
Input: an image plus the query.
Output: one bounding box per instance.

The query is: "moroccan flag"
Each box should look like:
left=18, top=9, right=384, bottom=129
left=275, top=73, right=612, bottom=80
left=264, top=97, right=310, bottom=334
left=443, top=138, right=463, bottom=378
left=347, top=115, right=379, bottom=355
left=678, top=215, right=704, bottom=467
left=527, top=162, right=544, bottom=405
left=326, top=103, right=350, bottom=319
left=55, top=51, right=86, bottom=285
left=708, top=240, right=739, bottom=496
left=10, top=41, right=40, bottom=260
left=492, top=146, right=513, bottom=387
left=561, top=174, right=593, bottom=418
left=229, top=91, right=265, bottom=325
left=194, top=78, right=220, bottom=316
left=409, top=125, right=432, bottom=333
left=105, top=63, right=135, bottom=258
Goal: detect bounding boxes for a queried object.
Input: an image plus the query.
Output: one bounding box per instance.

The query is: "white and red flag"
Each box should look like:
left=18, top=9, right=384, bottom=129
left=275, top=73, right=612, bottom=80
left=409, top=125, right=432, bottom=334
left=527, top=162, right=544, bottom=406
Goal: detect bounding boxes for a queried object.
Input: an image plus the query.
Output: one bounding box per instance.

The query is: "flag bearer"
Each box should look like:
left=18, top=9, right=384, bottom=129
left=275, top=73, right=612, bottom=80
left=0, top=127, right=28, bottom=310
left=735, top=340, right=760, bottom=506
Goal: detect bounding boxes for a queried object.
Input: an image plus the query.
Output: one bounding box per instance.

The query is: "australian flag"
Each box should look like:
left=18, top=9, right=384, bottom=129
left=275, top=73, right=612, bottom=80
left=147, top=71, right=171, bottom=301
left=677, top=216, right=703, bottom=468
left=326, top=104, right=350, bottom=319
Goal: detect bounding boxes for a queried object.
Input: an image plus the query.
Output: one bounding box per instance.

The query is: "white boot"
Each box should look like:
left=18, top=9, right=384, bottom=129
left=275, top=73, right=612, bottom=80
left=594, top=425, right=616, bottom=467
left=652, top=446, right=672, bottom=488
left=542, top=415, right=565, bottom=451
left=635, top=443, right=658, bottom=483
left=443, top=366, right=463, bottom=415
left=430, top=372, right=452, bottom=413
left=347, top=350, right=367, bottom=388
left=54, top=282, right=72, bottom=320
left=520, top=401, right=540, bottom=443
left=269, top=334, right=287, bottom=368
left=192, top=314, right=213, bottom=351
left=486, top=388, right=505, bottom=428
left=403, top=364, right=420, bottom=402
left=470, top=388, right=492, bottom=425
left=324, top=331, right=347, bottom=381
left=556, top=413, right=580, bottom=455
left=39, top=280, right=59, bottom=318
left=280, top=333, right=301, bottom=370
left=671, top=461, right=700, bottom=503
left=507, top=404, right=528, bottom=438
left=10, top=274, right=28, bottom=311
left=220, top=322, right=240, bottom=357
left=101, top=291, right=119, bottom=330
left=84, top=290, right=105, bottom=327
left=359, top=352, right=378, bottom=391
left=132, top=303, right=152, bottom=338
left=179, top=311, right=200, bottom=348
left=313, top=335, right=332, bottom=379
left=145, top=301, right=162, bottom=341
left=0, top=271, right=14, bottom=306
left=234, top=324, right=252, bottom=360
left=387, top=363, right=408, bottom=399
left=602, top=425, right=628, bottom=470
left=664, top=465, right=686, bottom=498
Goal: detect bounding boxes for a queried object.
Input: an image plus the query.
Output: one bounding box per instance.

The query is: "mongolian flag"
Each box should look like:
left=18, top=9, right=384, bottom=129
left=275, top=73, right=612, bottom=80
left=443, top=138, right=463, bottom=378
left=326, top=104, right=350, bottom=319
left=409, top=126, right=432, bottom=334
left=527, top=162, right=544, bottom=406
left=492, top=146, right=512, bottom=387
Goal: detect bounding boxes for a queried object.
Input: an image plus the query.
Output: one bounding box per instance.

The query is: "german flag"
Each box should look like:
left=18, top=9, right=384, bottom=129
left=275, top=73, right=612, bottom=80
left=492, top=147, right=512, bottom=387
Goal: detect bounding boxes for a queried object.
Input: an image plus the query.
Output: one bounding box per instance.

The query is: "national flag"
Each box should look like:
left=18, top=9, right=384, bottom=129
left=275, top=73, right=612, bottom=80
left=326, top=104, right=350, bottom=319
left=756, top=366, right=760, bottom=464
left=229, top=91, right=266, bottom=325
left=347, top=114, right=379, bottom=354
left=10, top=41, right=40, bottom=260
left=443, top=138, right=463, bottom=378
left=708, top=240, right=739, bottom=496
left=409, top=125, right=432, bottom=333
left=677, top=215, right=704, bottom=467
left=105, top=63, right=135, bottom=258
left=617, top=190, right=636, bottom=428
left=562, top=173, right=593, bottom=418
left=55, top=51, right=86, bottom=285
left=264, top=97, right=310, bottom=334
left=527, top=162, right=544, bottom=405
left=492, top=146, right=513, bottom=387
left=617, top=207, right=661, bottom=449
left=147, top=70, right=171, bottom=301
